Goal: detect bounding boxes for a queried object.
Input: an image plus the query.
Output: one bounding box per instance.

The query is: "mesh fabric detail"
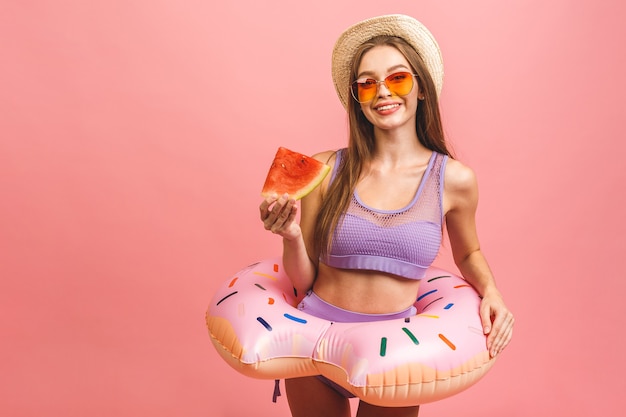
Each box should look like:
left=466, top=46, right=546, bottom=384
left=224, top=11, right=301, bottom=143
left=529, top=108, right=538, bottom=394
left=322, top=150, right=446, bottom=280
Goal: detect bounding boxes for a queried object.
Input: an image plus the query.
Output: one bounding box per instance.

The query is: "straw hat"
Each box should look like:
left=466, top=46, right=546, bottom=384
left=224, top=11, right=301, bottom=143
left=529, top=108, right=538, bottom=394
left=331, top=14, right=444, bottom=109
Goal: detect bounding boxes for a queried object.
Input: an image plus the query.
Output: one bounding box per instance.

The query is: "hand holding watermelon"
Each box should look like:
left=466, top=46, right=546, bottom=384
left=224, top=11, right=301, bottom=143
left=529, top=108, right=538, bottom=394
left=259, top=193, right=300, bottom=239
left=259, top=147, right=330, bottom=239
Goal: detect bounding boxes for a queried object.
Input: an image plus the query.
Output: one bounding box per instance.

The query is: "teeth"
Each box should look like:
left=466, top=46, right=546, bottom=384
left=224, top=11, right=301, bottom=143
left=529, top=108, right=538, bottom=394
left=377, top=104, right=399, bottom=111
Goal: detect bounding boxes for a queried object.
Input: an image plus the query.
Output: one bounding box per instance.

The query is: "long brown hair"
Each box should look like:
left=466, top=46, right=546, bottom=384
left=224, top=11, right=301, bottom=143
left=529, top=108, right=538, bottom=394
left=313, top=36, right=454, bottom=258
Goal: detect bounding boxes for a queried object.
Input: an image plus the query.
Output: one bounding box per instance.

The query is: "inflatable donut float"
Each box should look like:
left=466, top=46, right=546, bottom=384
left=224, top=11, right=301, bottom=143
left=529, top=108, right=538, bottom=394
left=206, top=258, right=496, bottom=406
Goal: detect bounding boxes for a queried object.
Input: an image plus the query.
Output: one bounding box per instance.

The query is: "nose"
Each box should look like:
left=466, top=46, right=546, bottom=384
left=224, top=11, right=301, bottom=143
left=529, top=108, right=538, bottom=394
left=377, top=80, right=392, bottom=97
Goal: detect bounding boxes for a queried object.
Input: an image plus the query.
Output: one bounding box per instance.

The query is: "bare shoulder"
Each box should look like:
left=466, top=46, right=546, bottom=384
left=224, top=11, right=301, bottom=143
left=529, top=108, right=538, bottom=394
left=311, top=150, right=338, bottom=166
left=445, top=158, right=477, bottom=191
left=444, top=158, right=479, bottom=211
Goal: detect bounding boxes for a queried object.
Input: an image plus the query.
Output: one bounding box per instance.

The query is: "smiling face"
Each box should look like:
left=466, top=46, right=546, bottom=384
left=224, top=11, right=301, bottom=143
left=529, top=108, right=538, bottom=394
left=355, top=45, right=422, bottom=133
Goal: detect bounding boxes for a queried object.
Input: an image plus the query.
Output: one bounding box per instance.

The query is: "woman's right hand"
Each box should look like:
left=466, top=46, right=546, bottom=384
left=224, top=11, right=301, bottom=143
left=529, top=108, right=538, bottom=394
left=259, top=194, right=301, bottom=240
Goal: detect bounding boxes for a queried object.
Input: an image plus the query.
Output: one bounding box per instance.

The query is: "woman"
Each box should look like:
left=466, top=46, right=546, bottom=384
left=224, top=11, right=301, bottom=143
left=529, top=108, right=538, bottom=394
left=259, top=14, right=514, bottom=417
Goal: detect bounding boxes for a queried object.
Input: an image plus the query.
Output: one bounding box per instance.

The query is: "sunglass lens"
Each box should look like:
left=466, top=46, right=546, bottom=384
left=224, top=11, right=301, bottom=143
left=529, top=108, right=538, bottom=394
left=352, top=79, right=377, bottom=102
left=386, top=72, right=413, bottom=96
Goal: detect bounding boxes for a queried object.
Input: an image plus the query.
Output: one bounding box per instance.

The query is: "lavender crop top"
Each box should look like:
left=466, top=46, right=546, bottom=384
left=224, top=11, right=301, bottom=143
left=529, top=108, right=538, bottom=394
left=320, top=149, right=448, bottom=280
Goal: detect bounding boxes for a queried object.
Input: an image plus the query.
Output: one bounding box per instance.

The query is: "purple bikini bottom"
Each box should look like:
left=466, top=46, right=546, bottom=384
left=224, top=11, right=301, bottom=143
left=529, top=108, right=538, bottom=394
left=297, top=290, right=417, bottom=322
left=296, top=290, right=417, bottom=398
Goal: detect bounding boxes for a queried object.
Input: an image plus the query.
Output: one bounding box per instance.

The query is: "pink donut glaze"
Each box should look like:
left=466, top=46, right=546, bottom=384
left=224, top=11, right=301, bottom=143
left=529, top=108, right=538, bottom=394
left=206, top=258, right=496, bottom=406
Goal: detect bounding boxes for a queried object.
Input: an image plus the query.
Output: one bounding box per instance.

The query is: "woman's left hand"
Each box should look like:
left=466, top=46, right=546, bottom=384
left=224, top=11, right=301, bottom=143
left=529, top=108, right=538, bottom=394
left=479, top=290, right=514, bottom=357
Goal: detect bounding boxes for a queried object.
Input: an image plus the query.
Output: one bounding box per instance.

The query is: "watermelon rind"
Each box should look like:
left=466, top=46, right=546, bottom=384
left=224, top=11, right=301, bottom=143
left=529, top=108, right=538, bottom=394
left=261, top=147, right=331, bottom=200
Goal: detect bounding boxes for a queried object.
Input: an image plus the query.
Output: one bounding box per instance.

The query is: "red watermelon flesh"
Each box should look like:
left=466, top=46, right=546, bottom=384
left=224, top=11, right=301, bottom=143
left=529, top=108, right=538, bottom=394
left=261, top=147, right=331, bottom=200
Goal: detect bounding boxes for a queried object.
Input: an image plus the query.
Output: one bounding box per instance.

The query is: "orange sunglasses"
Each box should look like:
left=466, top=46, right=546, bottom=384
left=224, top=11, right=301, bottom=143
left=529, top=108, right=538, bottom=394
left=350, top=72, right=418, bottom=103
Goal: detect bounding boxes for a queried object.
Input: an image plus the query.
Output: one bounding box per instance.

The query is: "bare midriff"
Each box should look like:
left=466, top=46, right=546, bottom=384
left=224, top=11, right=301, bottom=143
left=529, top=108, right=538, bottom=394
left=312, top=262, right=421, bottom=314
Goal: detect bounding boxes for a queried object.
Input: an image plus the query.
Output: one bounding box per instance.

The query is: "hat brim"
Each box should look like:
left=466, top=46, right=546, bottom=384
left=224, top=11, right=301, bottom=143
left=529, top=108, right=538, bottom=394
left=331, top=14, right=444, bottom=109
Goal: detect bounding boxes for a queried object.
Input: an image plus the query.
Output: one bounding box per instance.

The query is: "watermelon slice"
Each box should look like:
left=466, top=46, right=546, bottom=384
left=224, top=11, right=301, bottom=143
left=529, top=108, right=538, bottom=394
left=261, top=147, right=331, bottom=200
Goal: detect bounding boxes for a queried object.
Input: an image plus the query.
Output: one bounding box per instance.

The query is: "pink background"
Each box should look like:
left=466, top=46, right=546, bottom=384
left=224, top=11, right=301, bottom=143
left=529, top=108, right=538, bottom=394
left=1, top=1, right=624, bottom=416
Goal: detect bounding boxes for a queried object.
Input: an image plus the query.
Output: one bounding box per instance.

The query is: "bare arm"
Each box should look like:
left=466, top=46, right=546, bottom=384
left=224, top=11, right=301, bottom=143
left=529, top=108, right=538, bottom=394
left=444, top=159, right=514, bottom=357
left=259, top=150, right=335, bottom=297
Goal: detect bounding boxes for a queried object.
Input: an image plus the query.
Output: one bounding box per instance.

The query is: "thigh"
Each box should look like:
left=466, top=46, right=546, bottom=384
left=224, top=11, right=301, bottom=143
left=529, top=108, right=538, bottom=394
left=285, top=376, right=351, bottom=417
left=356, top=401, right=420, bottom=417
